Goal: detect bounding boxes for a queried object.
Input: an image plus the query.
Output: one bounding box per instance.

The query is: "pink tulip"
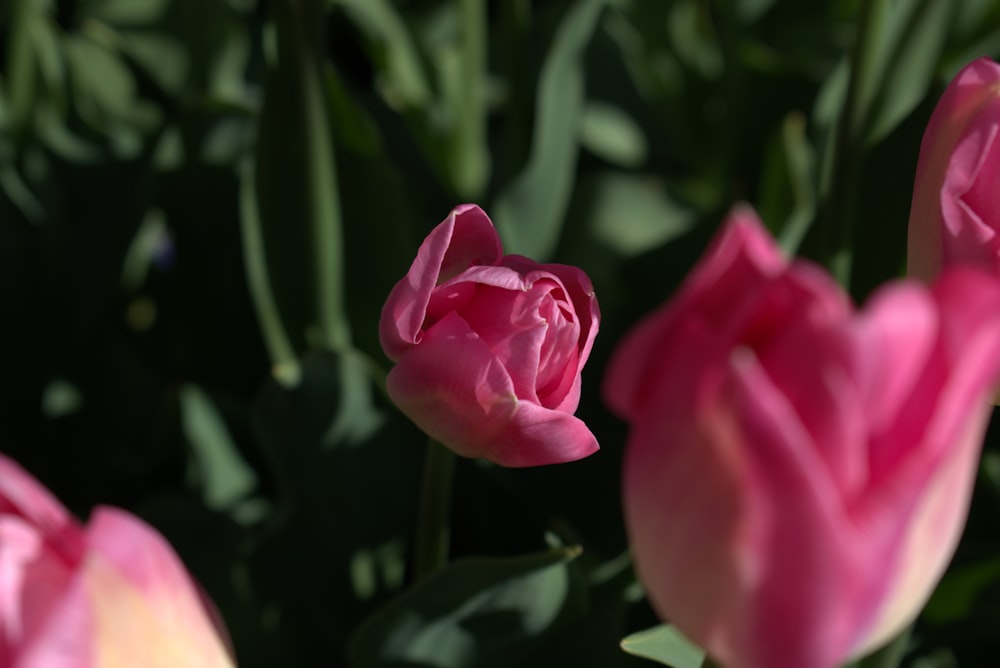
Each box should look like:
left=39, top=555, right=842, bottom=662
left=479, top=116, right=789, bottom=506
left=379, top=204, right=600, bottom=467
left=0, top=453, right=235, bottom=667
left=908, top=57, right=1000, bottom=280
left=605, top=207, right=1000, bottom=668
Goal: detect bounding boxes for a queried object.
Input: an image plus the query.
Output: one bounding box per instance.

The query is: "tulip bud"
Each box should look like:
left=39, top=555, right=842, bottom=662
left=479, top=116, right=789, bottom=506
left=379, top=204, right=600, bottom=467
left=0, top=454, right=235, bottom=667
left=606, top=207, right=1000, bottom=668
left=908, top=57, right=1000, bottom=280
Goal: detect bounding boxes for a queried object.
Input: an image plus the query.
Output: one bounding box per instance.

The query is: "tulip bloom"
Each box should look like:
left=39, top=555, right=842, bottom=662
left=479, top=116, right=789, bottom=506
left=605, top=208, right=1000, bottom=668
left=908, top=57, right=1000, bottom=280
left=0, top=454, right=235, bottom=667
left=379, top=204, right=600, bottom=467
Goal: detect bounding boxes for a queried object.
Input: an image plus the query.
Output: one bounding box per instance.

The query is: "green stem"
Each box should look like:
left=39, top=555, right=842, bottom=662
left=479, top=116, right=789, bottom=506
left=451, top=0, right=489, bottom=197
left=300, top=0, right=351, bottom=352
left=818, top=0, right=890, bottom=286
left=239, top=161, right=301, bottom=384
left=413, top=440, right=457, bottom=579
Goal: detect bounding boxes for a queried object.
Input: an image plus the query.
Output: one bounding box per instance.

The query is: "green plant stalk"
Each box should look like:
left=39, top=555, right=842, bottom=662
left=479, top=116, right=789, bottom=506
left=6, top=0, right=38, bottom=139
left=451, top=0, right=489, bottom=197
left=239, top=161, right=300, bottom=382
left=297, top=0, right=351, bottom=352
left=819, top=0, right=890, bottom=286
left=413, top=440, right=458, bottom=579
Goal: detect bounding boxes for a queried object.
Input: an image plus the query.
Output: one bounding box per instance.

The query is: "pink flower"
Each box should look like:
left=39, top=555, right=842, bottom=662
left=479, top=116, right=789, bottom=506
left=379, top=204, right=600, bottom=467
left=908, top=57, right=1000, bottom=280
left=0, top=453, right=235, bottom=667
left=605, top=207, right=1000, bottom=668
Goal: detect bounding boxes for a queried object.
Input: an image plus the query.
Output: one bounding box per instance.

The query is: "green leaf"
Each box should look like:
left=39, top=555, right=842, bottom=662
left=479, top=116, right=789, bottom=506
left=252, top=1, right=382, bottom=445
left=178, top=384, right=259, bottom=521
left=349, top=547, right=585, bottom=667
left=579, top=101, right=648, bottom=168
left=255, top=0, right=348, bottom=352
left=326, top=64, right=382, bottom=156
left=585, top=171, right=693, bottom=257
left=620, top=624, right=706, bottom=668
left=864, top=0, right=957, bottom=144
left=332, top=0, right=431, bottom=109
left=493, top=0, right=608, bottom=260
left=437, top=0, right=490, bottom=197
left=83, top=0, right=171, bottom=24
left=757, top=112, right=817, bottom=255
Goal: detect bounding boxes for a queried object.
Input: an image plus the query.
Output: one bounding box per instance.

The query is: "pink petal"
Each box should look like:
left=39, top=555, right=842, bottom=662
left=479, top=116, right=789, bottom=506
left=604, top=207, right=786, bottom=420
left=483, top=402, right=598, bottom=467
left=387, top=312, right=597, bottom=466
left=908, top=57, right=1000, bottom=280
left=845, top=285, right=943, bottom=496
left=0, top=455, right=75, bottom=538
left=386, top=311, right=521, bottom=459
left=82, top=507, right=234, bottom=667
left=623, top=411, right=752, bottom=668
left=720, top=350, right=874, bottom=668
left=456, top=285, right=549, bottom=403
left=0, top=517, right=76, bottom=666
left=379, top=204, right=502, bottom=359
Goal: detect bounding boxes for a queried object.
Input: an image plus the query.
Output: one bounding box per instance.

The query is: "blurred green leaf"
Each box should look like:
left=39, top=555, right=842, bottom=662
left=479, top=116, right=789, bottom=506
left=758, top=112, right=817, bottom=254
left=493, top=0, right=608, bottom=260
left=0, top=159, right=45, bottom=221
left=734, top=0, right=777, bottom=24
left=179, top=383, right=260, bottom=521
left=667, top=1, right=722, bottom=79
left=333, top=0, right=431, bottom=109
left=118, top=33, right=189, bottom=95
left=253, top=0, right=381, bottom=444
left=620, top=624, right=706, bottom=668
left=585, top=172, right=693, bottom=257
left=83, top=0, right=170, bottom=24
left=910, top=648, right=959, bottom=668
left=350, top=546, right=585, bottom=668
left=437, top=0, right=490, bottom=198
left=5, top=0, right=47, bottom=137
left=580, top=101, right=648, bottom=168
left=326, top=65, right=383, bottom=155
left=864, top=0, right=956, bottom=144
left=256, top=0, right=347, bottom=352
left=64, top=34, right=145, bottom=137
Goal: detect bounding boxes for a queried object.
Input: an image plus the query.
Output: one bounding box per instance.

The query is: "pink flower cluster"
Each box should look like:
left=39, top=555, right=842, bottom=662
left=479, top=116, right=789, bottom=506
left=379, top=57, right=1000, bottom=668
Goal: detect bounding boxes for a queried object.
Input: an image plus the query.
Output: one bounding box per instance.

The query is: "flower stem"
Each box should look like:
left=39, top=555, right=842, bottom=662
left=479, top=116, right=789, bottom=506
left=413, top=440, right=457, bottom=579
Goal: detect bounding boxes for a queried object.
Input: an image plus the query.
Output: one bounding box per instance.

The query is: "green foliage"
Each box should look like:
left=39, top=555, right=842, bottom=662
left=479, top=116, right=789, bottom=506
left=620, top=625, right=706, bottom=668
left=349, top=546, right=585, bottom=667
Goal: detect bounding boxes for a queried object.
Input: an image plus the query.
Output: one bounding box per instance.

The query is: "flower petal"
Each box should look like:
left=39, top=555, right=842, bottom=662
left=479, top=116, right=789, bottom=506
left=387, top=311, right=598, bottom=466
left=379, top=204, right=502, bottom=359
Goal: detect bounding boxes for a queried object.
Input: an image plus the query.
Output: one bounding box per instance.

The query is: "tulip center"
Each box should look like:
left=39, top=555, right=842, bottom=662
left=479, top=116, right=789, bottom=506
left=455, top=279, right=581, bottom=406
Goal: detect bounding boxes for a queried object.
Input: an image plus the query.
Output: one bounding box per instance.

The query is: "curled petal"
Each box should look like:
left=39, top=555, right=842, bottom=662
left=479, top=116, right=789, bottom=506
left=380, top=205, right=502, bottom=359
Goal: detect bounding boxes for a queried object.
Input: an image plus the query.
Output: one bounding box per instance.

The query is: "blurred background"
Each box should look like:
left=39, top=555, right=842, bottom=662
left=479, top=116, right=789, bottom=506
left=3, top=0, right=1000, bottom=665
